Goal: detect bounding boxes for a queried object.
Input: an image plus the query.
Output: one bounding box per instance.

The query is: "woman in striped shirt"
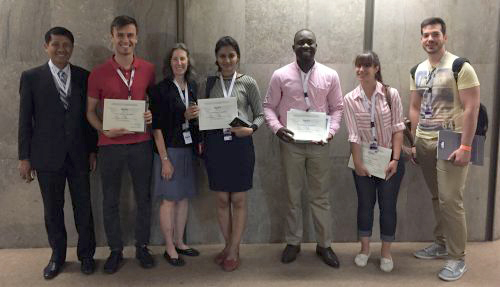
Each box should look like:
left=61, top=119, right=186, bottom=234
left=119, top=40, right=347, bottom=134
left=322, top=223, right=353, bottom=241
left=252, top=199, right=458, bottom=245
left=344, top=51, right=406, bottom=272
left=203, top=36, right=264, bottom=272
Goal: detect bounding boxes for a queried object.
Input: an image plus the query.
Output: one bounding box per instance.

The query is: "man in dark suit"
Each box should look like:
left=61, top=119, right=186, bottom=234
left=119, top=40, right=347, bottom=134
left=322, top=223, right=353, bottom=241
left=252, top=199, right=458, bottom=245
left=18, top=27, right=97, bottom=279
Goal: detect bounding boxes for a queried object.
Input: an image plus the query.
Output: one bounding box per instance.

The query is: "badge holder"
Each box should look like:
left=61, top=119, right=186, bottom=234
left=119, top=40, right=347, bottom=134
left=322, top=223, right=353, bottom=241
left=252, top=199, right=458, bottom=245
left=223, top=128, right=232, bottom=141
left=424, top=106, right=433, bottom=119
left=182, top=122, right=192, bottom=144
left=369, top=140, right=378, bottom=154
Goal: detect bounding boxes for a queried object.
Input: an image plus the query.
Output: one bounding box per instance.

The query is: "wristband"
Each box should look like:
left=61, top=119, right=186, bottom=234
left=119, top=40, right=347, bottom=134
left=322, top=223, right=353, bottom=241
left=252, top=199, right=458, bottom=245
left=392, top=158, right=400, bottom=161
left=459, top=145, right=472, bottom=152
left=162, top=156, right=169, bottom=161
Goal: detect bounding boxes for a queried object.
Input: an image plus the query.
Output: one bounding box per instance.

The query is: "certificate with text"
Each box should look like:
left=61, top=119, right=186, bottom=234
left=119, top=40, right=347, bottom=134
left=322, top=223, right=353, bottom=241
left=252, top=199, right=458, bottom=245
left=198, top=97, right=238, bottom=130
left=103, top=99, right=146, bottom=132
left=347, top=144, right=392, bottom=179
left=287, top=109, right=330, bottom=142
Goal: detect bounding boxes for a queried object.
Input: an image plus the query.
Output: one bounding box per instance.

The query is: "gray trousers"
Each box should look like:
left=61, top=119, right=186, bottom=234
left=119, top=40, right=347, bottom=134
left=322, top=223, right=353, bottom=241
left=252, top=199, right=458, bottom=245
left=98, top=141, right=153, bottom=251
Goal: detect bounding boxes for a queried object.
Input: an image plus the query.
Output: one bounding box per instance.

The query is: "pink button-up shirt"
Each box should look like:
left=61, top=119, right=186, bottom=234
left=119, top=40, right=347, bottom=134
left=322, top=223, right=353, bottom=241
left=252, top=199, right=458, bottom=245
left=343, top=82, right=405, bottom=148
left=263, top=62, right=344, bottom=136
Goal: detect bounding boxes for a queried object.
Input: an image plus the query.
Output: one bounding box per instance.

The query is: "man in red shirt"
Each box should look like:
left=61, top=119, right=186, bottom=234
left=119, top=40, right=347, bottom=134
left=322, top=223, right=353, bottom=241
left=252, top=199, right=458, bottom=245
left=86, top=15, right=155, bottom=274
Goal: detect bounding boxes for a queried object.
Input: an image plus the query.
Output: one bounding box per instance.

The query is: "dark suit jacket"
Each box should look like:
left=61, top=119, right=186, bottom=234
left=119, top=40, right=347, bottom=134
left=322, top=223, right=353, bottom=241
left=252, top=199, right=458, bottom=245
left=18, top=63, right=97, bottom=172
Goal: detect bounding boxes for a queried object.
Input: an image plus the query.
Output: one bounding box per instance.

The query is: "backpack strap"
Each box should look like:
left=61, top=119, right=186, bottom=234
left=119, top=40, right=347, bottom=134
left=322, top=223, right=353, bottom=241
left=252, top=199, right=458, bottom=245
left=410, top=64, right=419, bottom=80
left=205, top=76, right=217, bottom=99
left=452, top=57, right=469, bottom=82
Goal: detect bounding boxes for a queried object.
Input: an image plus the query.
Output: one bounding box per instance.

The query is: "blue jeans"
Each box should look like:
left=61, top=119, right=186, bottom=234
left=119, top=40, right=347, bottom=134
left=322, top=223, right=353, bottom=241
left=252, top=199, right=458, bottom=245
left=352, top=160, right=405, bottom=242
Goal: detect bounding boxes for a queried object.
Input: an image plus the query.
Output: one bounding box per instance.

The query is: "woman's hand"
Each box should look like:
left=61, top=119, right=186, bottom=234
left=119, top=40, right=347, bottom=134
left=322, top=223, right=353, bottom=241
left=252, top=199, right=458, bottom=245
left=184, top=105, right=200, bottom=120
left=354, top=161, right=371, bottom=177
left=144, top=110, right=153, bottom=124
left=385, top=160, right=398, bottom=180
left=161, top=158, right=174, bottom=180
left=231, top=127, right=253, bottom=137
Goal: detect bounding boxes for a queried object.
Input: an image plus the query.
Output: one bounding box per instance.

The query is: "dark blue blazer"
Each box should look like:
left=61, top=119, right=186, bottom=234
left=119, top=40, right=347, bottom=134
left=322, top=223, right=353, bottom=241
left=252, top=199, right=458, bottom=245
left=18, top=63, right=97, bottom=172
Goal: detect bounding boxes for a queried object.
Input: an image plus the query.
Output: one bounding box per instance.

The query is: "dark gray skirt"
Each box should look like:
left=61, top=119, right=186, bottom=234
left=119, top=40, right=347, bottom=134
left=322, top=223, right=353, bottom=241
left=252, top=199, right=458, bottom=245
left=153, top=148, right=197, bottom=201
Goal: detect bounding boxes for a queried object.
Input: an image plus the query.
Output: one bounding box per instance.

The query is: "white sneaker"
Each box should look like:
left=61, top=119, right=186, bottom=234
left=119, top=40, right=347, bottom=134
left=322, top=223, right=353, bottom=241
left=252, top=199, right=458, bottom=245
left=414, top=243, right=448, bottom=259
left=380, top=257, right=394, bottom=272
left=354, top=253, right=370, bottom=267
left=438, top=259, right=467, bottom=281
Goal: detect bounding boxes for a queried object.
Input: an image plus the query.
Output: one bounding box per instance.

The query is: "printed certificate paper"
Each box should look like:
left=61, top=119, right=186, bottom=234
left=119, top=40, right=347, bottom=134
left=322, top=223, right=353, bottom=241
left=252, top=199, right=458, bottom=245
left=103, top=99, right=146, bottom=132
left=198, top=97, right=238, bottom=130
left=287, top=109, right=330, bottom=142
left=348, top=144, right=392, bottom=179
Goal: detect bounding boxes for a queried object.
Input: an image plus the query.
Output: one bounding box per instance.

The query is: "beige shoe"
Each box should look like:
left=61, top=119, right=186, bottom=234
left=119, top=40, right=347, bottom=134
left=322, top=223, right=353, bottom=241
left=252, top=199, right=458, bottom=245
left=354, top=253, right=370, bottom=267
left=380, top=257, right=394, bottom=272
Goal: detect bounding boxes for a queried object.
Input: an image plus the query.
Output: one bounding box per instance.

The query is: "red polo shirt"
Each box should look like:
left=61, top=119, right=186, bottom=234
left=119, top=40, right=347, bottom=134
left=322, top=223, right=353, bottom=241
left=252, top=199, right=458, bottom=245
left=88, top=56, right=155, bottom=146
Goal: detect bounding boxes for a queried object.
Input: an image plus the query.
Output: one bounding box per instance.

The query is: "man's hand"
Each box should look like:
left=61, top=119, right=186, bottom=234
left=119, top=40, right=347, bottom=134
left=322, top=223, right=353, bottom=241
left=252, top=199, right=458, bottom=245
left=448, top=148, right=471, bottom=166
left=18, top=159, right=34, bottom=183
left=313, top=133, right=333, bottom=146
left=144, top=110, right=153, bottom=124
left=385, top=160, right=398, bottom=180
left=410, top=146, right=418, bottom=165
left=89, top=152, right=97, bottom=172
left=161, top=158, right=174, bottom=180
left=276, top=127, right=295, bottom=143
left=184, top=105, right=200, bottom=120
left=231, top=127, right=253, bottom=138
left=103, top=128, right=134, bottom=138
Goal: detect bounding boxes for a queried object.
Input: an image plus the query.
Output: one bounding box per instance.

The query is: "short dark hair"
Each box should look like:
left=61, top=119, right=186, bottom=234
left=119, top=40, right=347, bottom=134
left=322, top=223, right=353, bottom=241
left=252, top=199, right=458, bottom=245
left=44, top=27, right=74, bottom=45
left=163, top=43, right=196, bottom=82
left=420, top=17, right=446, bottom=35
left=110, top=15, right=138, bottom=35
left=214, top=36, right=240, bottom=70
left=294, top=28, right=316, bottom=43
left=354, top=50, right=384, bottom=83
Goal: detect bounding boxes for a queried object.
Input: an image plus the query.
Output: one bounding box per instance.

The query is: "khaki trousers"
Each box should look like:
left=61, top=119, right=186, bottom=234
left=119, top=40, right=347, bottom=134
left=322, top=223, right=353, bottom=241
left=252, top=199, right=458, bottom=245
left=280, top=141, right=332, bottom=248
left=415, top=136, right=468, bottom=259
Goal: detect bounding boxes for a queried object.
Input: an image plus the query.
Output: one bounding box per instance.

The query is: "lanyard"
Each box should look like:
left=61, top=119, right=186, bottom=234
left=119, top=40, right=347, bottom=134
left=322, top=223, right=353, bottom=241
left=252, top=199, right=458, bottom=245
left=116, top=68, right=135, bottom=100
left=300, top=70, right=312, bottom=110
left=219, top=72, right=237, bottom=98
left=424, top=67, right=437, bottom=106
left=173, top=79, right=189, bottom=127
left=361, top=88, right=378, bottom=145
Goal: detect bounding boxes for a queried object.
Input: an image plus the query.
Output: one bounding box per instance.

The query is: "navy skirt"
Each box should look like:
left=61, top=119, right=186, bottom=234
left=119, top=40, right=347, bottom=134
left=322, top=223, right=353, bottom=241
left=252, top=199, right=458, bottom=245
left=204, top=130, right=255, bottom=192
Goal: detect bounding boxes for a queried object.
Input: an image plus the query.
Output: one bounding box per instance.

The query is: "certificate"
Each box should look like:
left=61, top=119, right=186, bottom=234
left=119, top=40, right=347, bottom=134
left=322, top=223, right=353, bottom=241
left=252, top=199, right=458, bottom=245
left=347, top=144, right=392, bottom=179
left=198, top=97, right=238, bottom=131
left=103, top=99, right=146, bottom=132
left=286, top=109, right=330, bottom=142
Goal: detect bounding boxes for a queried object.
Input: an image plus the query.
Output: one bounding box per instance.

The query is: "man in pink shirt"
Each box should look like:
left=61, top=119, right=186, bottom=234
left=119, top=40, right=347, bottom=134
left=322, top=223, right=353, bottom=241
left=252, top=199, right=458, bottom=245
left=263, top=29, right=343, bottom=268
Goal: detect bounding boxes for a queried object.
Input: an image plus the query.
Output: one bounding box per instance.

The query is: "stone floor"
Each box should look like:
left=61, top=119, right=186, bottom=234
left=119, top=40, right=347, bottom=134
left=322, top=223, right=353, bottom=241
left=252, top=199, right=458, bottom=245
left=0, top=241, right=499, bottom=287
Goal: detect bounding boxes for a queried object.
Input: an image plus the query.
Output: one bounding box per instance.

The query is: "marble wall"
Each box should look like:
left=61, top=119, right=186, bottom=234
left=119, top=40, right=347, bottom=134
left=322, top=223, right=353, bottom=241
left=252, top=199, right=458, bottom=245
left=0, top=0, right=498, bottom=248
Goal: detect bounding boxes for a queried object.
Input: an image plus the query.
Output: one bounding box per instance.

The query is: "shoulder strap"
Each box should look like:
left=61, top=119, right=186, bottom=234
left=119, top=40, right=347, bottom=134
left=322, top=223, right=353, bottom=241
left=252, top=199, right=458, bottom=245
left=383, top=85, right=392, bottom=110
left=410, top=64, right=419, bottom=80
left=452, top=57, right=469, bottom=82
left=205, top=76, right=217, bottom=99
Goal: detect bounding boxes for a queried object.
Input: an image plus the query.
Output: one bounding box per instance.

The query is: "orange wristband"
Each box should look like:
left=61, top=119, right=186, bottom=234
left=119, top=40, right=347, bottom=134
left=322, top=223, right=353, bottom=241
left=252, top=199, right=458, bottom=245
left=459, top=144, right=472, bottom=152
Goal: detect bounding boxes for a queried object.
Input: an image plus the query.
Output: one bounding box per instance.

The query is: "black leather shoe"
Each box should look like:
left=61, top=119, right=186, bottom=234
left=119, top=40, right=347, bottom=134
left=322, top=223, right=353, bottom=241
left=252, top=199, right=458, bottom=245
left=281, top=244, right=300, bottom=263
left=43, top=261, right=62, bottom=280
left=80, top=258, right=95, bottom=275
left=136, top=245, right=155, bottom=268
left=316, top=245, right=340, bottom=268
left=103, top=251, right=123, bottom=274
left=163, top=251, right=186, bottom=266
left=175, top=247, right=200, bottom=257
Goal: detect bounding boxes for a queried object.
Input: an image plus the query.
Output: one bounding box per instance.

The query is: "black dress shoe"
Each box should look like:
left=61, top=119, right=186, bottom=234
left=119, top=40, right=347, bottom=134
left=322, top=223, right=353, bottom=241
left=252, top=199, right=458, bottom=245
left=136, top=245, right=155, bottom=268
left=281, top=244, right=301, bottom=263
left=81, top=258, right=95, bottom=275
left=316, top=245, right=340, bottom=268
left=104, top=251, right=123, bottom=274
left=163, top=251, right=186, bottom=266
left=43, top=261, right=62, bottom=280
left=175, top=247, right=200, bottom=257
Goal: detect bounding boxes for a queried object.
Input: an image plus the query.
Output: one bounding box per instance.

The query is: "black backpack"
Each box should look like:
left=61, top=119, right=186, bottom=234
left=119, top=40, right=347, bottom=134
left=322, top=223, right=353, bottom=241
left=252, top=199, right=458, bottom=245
left=410, top=58, right=488, bottom=137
